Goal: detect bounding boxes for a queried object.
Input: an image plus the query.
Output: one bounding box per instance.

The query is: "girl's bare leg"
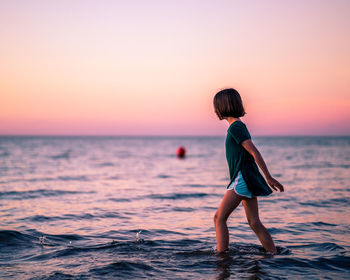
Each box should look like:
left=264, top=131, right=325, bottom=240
left=214, top=190, right=242, bottom=252
left=242, top=198, right=277, bottom=253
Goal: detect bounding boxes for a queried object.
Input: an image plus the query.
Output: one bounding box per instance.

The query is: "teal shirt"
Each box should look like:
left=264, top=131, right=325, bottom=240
left=225, top=121, right=272, bottom=196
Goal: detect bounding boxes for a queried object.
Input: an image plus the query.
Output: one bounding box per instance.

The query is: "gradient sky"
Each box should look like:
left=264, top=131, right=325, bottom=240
left=1, top=0, right=349, bottom=135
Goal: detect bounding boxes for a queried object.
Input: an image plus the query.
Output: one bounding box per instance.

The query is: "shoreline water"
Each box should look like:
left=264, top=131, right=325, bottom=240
left=1, top=136, right=349, bottom=279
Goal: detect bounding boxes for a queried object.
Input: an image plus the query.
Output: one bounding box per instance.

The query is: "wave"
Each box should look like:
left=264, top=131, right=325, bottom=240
left=28, top=271, right=76, bottom=280
left=0, top=151, right=10, bottom=157
left=145, top=192, right=216, bottom=200
left=0, top=189, right=95, bottom=200
left=96, top=161, right=115, bottom=167
left=0, top=229, right=88, bottom=254
left=0, top=230, right=36, bottom=248
left=156, top=174, right=172, bottom=178
left=25, top=213, right=94, bottom=222
left=299, top=197, right=350, bottom=208
left=291, top=163, right=350, bottom=169
left=269, top=255, right=350, bottom=272
left=50, top=150, right=71, bottom=160
left=106, top=175, right=120, bottom=180
left=0, top=230, right=323, bottom=258
left=172, top=206, right=195, bottom=212
left=89, top=261, right=157, bottom=276
left=20, top=211, right=126, bottom=222
left=109, top=198, right=130, bottom=202
left=1, top=175, right=92, bottom=184
left=1, top=229, right=349, bottom=280
left=56, top=175, right=90, bottom=181
left=289, top=242, right=345, bottom=253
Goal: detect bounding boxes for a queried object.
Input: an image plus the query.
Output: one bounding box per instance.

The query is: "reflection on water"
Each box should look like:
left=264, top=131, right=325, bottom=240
left=0, top=136, right=349, bottom=279
left=215, top=252, right=232, bottom=280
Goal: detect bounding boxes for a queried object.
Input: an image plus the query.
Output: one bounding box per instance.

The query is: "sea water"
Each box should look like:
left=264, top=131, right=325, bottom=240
left=0, top=136, right=349, bottom=279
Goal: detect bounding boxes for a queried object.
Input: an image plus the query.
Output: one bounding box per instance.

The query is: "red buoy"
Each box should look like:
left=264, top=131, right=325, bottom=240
left=176, top=146, right=186, bottom=158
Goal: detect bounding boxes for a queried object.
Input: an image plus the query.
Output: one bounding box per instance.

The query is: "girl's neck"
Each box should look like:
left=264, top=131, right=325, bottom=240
left=226, top=117, right=241, bottom=126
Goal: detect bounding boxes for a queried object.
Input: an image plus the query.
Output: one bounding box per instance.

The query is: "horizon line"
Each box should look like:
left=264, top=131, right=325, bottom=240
left=0, top=134, right=349, bottom=138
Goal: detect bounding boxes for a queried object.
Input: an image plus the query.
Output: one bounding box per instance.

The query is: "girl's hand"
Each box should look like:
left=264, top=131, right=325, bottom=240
left=266, top=176, right=284, bottom=192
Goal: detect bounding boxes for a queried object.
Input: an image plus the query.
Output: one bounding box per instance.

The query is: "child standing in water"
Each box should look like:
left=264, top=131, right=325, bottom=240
left=213, top=88, right=284, bottom=254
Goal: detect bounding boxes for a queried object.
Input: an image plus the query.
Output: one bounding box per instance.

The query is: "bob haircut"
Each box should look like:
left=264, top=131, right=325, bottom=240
left=213, top=88, right=246, bottom=120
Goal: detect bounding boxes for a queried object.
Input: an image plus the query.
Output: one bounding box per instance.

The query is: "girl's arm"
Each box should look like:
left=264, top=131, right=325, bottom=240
left=241, top=139, right=284, bottom=192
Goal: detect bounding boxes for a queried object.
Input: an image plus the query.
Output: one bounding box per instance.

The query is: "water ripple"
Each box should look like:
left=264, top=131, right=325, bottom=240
left=0, top=189, right=95, bottom=200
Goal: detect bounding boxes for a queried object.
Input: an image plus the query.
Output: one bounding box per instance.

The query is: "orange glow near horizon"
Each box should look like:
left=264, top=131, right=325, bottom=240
left=0, top=0, right=349, bottom=135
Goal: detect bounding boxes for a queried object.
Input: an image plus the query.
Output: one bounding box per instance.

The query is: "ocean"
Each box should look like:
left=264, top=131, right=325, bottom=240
left=0, top=135, right=349, bottom=279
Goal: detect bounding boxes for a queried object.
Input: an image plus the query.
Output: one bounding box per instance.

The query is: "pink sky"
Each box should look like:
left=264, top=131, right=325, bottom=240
left=1, top=0, right=349, bottom=135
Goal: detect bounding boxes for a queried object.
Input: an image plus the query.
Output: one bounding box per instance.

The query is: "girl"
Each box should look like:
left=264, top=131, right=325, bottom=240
left=213, top=88, right=284, bottom=254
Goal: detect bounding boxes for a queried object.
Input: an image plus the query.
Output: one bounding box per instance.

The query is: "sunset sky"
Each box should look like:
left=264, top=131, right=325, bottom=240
left=1, top=0, right=349, bottom=135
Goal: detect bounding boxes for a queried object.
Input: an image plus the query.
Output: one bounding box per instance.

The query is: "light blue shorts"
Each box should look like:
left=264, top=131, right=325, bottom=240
left=227, top=170, right=253, bottom=198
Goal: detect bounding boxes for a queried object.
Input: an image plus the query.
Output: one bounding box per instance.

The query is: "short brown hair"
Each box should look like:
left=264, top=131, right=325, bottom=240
left=213, top=88, right=246, bottom=120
